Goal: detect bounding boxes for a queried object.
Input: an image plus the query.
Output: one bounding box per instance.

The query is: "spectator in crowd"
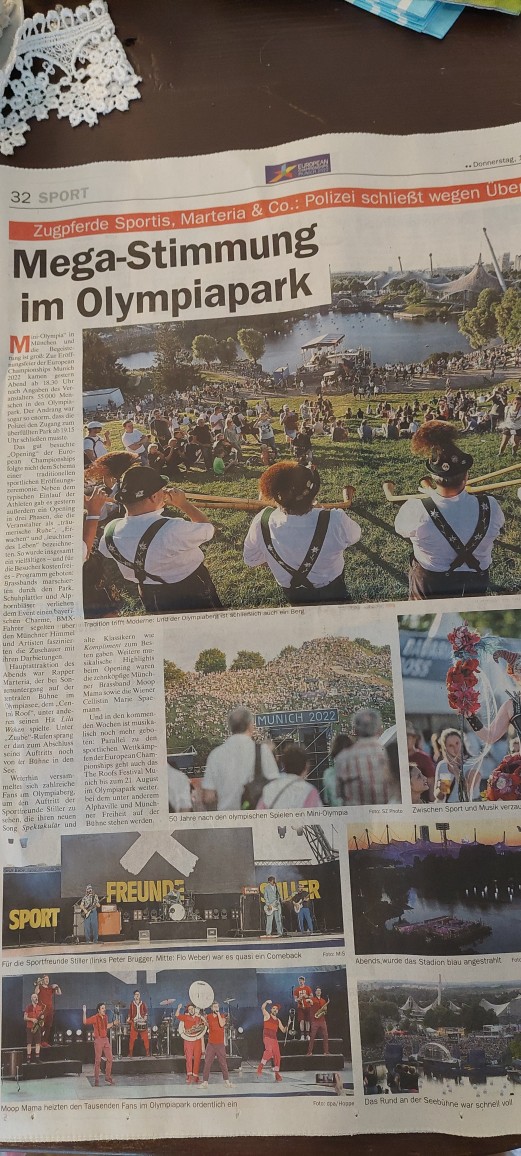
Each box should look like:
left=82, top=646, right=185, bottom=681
left=150, top=409, right=171, bottom=449
left=121, top=419, right=149, bottom=464
left=257, top=744, right=320, bottom=809
left=405, top=721, right=435, bottom=800
left=167, top=760, right=193, bottom=813
left=322, top=734, right=353, bottom=807
left=202, top=706, right=279, bottom=810
left=409, top=763, right=430, bottom=804
left=433, top=727, right=481, bottom=802
left=84, top=420, right=111, bottom=464
left=335, top=708, right=396, bottom=806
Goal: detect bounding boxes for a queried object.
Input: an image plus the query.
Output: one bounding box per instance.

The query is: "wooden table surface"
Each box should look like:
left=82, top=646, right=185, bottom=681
left=2, top=1, right=521, bottom=1151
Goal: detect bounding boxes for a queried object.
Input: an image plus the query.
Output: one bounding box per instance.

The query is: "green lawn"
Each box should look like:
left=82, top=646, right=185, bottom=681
left=92, top=388, right=521, bottom=613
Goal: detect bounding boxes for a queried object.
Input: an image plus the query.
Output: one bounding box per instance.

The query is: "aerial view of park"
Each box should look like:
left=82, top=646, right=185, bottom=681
left=82, top=217, right=521, bottom=615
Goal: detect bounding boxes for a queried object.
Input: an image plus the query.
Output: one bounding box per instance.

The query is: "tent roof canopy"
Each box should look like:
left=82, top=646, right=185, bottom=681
left=440, top=260, right=501, bottom=298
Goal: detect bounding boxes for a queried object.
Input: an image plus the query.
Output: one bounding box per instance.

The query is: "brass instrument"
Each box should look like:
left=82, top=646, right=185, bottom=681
left=177, top=1012, right=208, bottom=1042
left=167, top=486, right=356, bottom=513
left=383, top=460, right=521, bottom=505
left=314, top=998, right=330, bottom=1020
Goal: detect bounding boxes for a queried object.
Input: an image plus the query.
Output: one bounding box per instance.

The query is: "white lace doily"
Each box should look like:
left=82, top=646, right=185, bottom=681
left=0, top=1, right=141, bottom=155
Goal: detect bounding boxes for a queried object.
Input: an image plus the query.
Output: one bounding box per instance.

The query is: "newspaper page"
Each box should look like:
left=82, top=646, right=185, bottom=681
left=2, top=123, right=521, bottom=1143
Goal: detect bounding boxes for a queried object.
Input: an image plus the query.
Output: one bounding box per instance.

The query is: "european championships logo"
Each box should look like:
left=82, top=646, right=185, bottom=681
left=265, top=153, right=331, bottom=184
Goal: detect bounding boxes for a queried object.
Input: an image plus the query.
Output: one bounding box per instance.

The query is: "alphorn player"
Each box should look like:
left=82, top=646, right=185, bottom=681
left=243, top=462, right=360, bottom=604
left=97, top=466, right=222, bottom=613
left=394, top=421, right=504, bottom=600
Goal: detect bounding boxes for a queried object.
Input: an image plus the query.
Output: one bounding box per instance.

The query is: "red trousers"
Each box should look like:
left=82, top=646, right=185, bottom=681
left=307, top=1018, right=329, bottom=1054
left=261, top=1037, right=281, bottom=1070
left=129, top=1026, right=149, bottom=1056
left=93, top=1036, right=113, bottom=1080
left=183, top=1039, right=202, bottom=1076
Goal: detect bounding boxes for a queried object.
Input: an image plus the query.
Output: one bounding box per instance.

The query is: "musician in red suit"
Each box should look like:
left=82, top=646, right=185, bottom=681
left=24, top=991, right=45, bottom=1062
left=200, top=1001, right=232, bottom=1087
left=293, top=975, right=313, bottom=1040
left=127, top=990, right=150, bottom=1057
left=176, top=1001, right=205, bottom=1084
left=83, top=1002, right=114, bottom=1086
left=34, top=975, right=61, bottom=1048
left=257, top=1000, right=287, bottom=1081
left=307, top=987, right=330, bottom=1057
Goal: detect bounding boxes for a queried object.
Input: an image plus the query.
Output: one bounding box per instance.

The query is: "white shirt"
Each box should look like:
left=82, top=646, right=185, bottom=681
left=83, top=434, right=107, bottom=459
left=167, top=765, right=192, bottom=812
left=202, top=734, right=279, bottom=811
left=210, top=412, right=224, bottom=429
left=98, top=512, right=214, bottom=584
left=257, top=420, right=275, bottom=441
left=122, top=429, right=146, bottom=455
left=243, top=506, right=361, bottom=589
left=395, top=491, right=504, bottom=572
left=503, top=404, right=521, bottom=431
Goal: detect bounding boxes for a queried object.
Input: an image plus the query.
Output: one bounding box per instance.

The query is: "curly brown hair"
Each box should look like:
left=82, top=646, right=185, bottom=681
left=259, top=462, right=321, bottom=514
left=84, top=451, right=139, bottom=485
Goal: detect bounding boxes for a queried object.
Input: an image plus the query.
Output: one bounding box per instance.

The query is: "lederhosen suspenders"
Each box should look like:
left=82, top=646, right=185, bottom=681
left=103, top=518, right=170, bottom=586
left=260, top=507, right=331, bottom=592
left=420, top=494, right=491, bottom=574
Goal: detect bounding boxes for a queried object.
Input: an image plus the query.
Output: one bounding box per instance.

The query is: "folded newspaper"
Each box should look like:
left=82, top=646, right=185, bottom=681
left=3, top=121, right=521, bottom=1143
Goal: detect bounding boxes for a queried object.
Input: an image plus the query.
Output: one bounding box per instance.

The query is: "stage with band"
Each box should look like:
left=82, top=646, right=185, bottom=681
left=3, top=831, right=343, bottom=952
left=1, top=966, right=352, bottom=1100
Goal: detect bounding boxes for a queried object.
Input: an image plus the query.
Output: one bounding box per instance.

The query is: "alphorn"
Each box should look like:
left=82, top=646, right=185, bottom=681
left=383, top=475, right=521, bottom=504
left=166, top=486, right=356, bottom=512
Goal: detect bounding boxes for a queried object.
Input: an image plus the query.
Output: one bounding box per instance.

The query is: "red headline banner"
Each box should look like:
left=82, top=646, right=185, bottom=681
left=9, top=178, right=521, bottom=241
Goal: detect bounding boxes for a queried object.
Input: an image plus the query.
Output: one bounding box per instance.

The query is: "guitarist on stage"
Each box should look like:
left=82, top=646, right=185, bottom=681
left=307, top=987, right=330, bottom=1057
left=79, top=884, right=101, bottom=943
left=293, top=890, right=314, bottom=935
left=262, top=875, right=283, bottom=937
left=24, top=991, right=45, bottom=1063
left=293, top=976, right=314, bottom=1041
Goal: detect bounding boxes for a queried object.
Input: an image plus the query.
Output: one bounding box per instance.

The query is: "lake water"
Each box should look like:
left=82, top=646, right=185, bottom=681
left=386, top=888, right=521, bottom=954
left=260, top=311, right=470, bottom=373
left=117, top=310, right=470, bottom=376
left=118, top=350, right=157, bottom=370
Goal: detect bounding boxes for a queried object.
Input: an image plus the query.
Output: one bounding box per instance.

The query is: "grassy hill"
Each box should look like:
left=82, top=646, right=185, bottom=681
left=90, top=386, right=521, bottom=612
left=164, top=635, right=394, bottom=761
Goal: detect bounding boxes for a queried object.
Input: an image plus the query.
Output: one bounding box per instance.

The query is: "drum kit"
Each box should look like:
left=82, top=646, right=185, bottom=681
left=161, top=890, right=200, bottom=923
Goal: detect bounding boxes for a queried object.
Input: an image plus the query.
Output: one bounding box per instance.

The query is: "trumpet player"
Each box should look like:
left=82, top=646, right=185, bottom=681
left=257, top=1000, right=287, bottom=1082
left=176, top=1001, right=206, bottom=1084
left=200, top=1001, right=232, bottom=1088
